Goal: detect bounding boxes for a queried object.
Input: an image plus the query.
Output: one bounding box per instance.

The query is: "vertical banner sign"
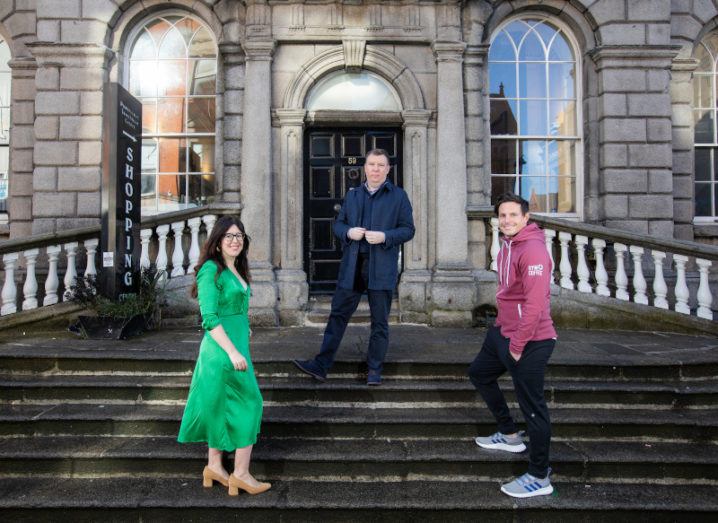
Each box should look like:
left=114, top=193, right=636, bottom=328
left=101, top=83, right=142, bottom=299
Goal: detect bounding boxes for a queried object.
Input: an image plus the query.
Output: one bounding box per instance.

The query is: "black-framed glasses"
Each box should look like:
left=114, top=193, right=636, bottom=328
left=223, top=233, right=245, bottom=242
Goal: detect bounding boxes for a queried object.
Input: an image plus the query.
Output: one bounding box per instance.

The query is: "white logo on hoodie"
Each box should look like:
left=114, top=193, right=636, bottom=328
left=528, top=264, right=543, bottom=276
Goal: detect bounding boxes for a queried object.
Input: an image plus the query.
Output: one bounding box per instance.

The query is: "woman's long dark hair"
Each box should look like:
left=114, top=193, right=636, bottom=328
left=190, top=215, right=251, bottom=298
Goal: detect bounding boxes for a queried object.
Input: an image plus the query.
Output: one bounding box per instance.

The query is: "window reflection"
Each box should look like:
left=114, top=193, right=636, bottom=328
left=693, top=34, right=718, bottom=217
left=488, top=18, right=579, bottom=215
left=306, top=71, right=402, bottom=111
left=128, top=14, right=217, bottom=215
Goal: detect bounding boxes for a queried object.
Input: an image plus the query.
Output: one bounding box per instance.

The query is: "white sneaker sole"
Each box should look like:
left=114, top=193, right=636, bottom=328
left=501, top=484, right=554, bottom=498
left=475, top=438, right=527, bottom=453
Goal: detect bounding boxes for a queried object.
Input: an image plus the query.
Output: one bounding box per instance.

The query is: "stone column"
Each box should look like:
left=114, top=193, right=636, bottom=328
left=430, top=41, right=475, bottom=326
left=7, top=57, right=37, bottom=239
left=670, top=58, right=698, bottom=241
left=241, top=39, right=276, bottom=325
left=219, top=43, right=244, bottom=204
left=398, top=109, right=431, bottom=323
left=27, top=43, right=111, bottom=235
left=275, top=108, right=308, bottom=325
left=591, top=46, right=679, bottom=237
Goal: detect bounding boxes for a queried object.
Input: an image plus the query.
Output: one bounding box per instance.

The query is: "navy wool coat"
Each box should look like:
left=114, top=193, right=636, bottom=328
left=333, top=181, right=415, bottom=291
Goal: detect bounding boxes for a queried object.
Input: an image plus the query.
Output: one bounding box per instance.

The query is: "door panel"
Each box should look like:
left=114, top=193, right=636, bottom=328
left=304, top=128, right=402, bottom=294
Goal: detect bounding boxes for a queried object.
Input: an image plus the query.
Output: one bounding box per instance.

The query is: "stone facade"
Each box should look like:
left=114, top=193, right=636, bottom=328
left=0, top=0, right=717, bottom=325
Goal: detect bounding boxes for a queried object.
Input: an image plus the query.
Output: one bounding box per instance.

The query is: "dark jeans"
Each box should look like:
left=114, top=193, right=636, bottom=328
left=315, top=255, right=393, bottom=374
left=468, top=326, right=555, bottom=478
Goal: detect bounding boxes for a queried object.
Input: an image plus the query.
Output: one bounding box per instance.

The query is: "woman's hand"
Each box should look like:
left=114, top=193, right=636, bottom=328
left=229, top=350, right=248, bottom=371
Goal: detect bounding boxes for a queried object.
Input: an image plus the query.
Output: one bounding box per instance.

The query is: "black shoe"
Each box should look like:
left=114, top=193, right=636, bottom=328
left=293, top=359, right=327, bottom=382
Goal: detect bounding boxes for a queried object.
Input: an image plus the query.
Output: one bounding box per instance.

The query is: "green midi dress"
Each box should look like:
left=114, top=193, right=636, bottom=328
left=177, top=260, right=263, bottom=450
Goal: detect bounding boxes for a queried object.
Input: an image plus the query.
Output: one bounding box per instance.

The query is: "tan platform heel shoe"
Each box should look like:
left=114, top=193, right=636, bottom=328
left=228, top=474, right=271, bottom=496
left=202, top=466, right=229, bottom=488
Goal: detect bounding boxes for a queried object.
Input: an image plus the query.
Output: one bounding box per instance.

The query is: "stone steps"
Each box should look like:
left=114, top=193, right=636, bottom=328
left=1, top=374, right=716, bottom=408
left=0, top=436, right=716, bottom=483
left=1, top=477, right=717, bottom=521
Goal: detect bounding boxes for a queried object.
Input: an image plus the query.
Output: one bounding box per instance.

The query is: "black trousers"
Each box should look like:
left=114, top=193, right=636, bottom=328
left=316, top=254, right=393, bottom=374
left=468, top=326, right=555, bottom=478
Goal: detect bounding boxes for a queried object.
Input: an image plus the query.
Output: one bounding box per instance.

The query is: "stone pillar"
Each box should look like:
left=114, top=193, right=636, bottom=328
left=275, top=108, right=308, bottom=325
left=430, top=41, right=475, bottom=326
left=398, top=109, right=431, bottom=323
left=241, top=39, right=276, bottom=325
left=219, top=43, right=244, bottom=204
left=670, top=58, right=698, bottom=241
left=27, top=43, right=111, bottom=235
left=7, top=57, right=37, bottom=239
left=591, top=46, right=679, bottom=237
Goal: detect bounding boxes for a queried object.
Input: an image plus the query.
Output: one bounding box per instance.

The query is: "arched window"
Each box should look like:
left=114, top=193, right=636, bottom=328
left=693, top=32, right=718, bottom=219
left=0, top=37, right=10, bottom=214
left=306, top=71, right=402, bottom=111
left=126, top=13, right=217, bottom=215
left=488, top=17, right=581, bottom=216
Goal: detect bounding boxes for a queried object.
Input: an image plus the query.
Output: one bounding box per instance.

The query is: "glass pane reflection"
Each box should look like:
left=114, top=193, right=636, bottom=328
left=187, top=97, right=215, bottom=133
left=491, top=139, right=517, bottom=174
left=695, top=148, right=711, bottom=181
left=157, top=98, right=185, bottom=133
left=519, top=140, right=546, bottom=175
left=520, top=177, right=548, bottom=212
left=549, top=100, right=576, bottom=135
left=518, top=63, right=546, bottom=98
left=548, top=140, right=574, bottom=176
left=157, top=174, right=186, bottom=212
left=695, top=183, right=712, bottom=216
left=490, top=99, right=518, bottom=135
left=306, top=71, right=401, bottom=111
left=158, top=138, right=186, bottom=173
left=519, top=100, right=548, bottom=135
left=188, top=138, right=215, bottom=173
left=694, top=110, right=715, bottom=144
left=188, top=174, right=214, bottom=207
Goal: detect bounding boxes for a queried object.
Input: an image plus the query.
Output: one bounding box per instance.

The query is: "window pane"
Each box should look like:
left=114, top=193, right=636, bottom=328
left=158, top=138, right=186, bottom=172
left=548, top=63, right=575, bottom=99
left=695, top=43, right=712, bottom=72
left=695, top=183, right=712, bottom=216
left=548, top=33, right=573, bottom=61
left=157, top=174, right=186, bottom=211
left=306, top=71, right=401, bottom=111
left=188, top=137, right=214, bottom=173
left=131, top=30, right=155, bottom=60
left=130, top=61, right=158, bottom=98
left=176, top=17, right=200, bottom=46
left=491, top=139, right=517, bottom=174
left=189, top=59, right=216, bottom=95
left=188, top=174, right=214, bottom=207
left=158, top=27, right=186, bottom=59
left=490, top=99, right=518, bottom=135
left=549, top=100, right=576, bottom=135
left=141, top=174, right=157, bottom=214
left=518, top=30, right=545, bottom=61
left=519, top=140, right=546, bottom=175
left=146, top=18, right=170, bottom=45
left=535, top=23, right=557, bottom=48
left=489, top=62, right=516, bottom=98
left=489, top=31, right=516, bottom=61
left=491, top=176, right=517, bottom=203
left=548, top=140, right=575, bottom=175
left=518, top=62, right=546, bottom=98
left=187, top=97, right=215, bottom=133
left=189, top=27, right=216, bottom=57
left=157, top=98, right=185, bottom=133
left=141, top=139, right=158, bottom=173
left=519, top=100, right=548, bottom=135
left=506, top=21, right=530, bottom=49
left=695, top=110, right=714, bottom=143
left=695, top=148, right=711, bottom=181
left=693, top=74, right=712, bottom=108
left=157, top=60, right=186, bottom=96
left=549, top=176, right=575, bottom=213
left=520, top=176, right=548, bottom=212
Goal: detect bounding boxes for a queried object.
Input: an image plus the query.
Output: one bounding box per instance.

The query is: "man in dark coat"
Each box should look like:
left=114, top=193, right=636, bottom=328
left=294, top=148, right=415, bottom=385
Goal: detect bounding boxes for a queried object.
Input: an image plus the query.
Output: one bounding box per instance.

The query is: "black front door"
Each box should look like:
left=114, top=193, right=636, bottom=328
left=304, top=128, right=402, bottom=294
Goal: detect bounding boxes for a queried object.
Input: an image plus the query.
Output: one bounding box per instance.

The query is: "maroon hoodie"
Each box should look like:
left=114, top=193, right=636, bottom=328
left=495, top=222, right=557, bottom=357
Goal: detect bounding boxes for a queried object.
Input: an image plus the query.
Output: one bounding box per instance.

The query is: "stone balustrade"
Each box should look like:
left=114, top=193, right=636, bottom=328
left=489, top=217, right=717, bottom=321
left=0, top=208, right=229, bottom=317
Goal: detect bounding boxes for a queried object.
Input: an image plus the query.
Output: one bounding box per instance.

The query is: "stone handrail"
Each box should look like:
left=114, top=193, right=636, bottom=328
left=468, top=207, right=716, bottom=321
left=0, top=205, right=241, bottom=316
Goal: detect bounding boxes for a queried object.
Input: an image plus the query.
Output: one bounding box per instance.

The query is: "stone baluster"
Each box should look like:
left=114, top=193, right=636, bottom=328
left=558, top=232, right=573, bottom=289
left=629, top=246, right=648, bottom=305
left=575, top=235, right=591, bottom=293
left=613, top=243, right=629, bottom=301
left=696, top=258, right=713, bottom=320
left=187, top=217, right=202, bottom=274
left=140, top=229, right=152, bottom=270
left=202, top=214, right=217, bottom=240
left=83, top=239, right=98, bottom=279
left=651, top=250, right=668, bottom=309
left=62, top=242, right=78, bottom=301
left=489, top=218, right=499, bottom=271
left=22, top=249, right=39, bottom=310
left=155, top=225, right=170, bottom=275
left=171, top=221, right=186, bottom=277
left=43, top=245, right=61, bottom=306
left=1, top=253, right=19, bottom=315
left=673, top=254, right=690, bottom=314
left=544, top=228, right=556, bottom=275
left=592, top=239, right=610, bottom=297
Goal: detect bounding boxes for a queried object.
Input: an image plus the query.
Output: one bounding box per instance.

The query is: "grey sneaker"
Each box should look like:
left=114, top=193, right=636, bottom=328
left=474, top=432, right=526, bottom=453
left=500, top=469, right=553, bottom=498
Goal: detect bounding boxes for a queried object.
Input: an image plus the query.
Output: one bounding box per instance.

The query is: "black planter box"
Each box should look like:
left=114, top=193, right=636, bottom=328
left=75, top=314, right=148, bottom=340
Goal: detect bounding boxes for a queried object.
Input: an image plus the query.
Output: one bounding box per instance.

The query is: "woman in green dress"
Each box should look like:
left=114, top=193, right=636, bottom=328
left=178, top=215, right=270, bottom=496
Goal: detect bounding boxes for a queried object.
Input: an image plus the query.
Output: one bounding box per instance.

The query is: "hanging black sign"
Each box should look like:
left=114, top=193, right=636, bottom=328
left=101, top=83, right=142, bottom=299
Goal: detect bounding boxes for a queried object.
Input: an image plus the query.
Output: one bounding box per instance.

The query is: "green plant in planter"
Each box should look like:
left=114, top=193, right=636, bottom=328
left=69, top=266, right=166, bottom=339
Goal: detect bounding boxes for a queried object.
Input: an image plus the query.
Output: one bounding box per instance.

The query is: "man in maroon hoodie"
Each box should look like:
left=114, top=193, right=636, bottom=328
left=468, top=192, right=557, bottom=498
